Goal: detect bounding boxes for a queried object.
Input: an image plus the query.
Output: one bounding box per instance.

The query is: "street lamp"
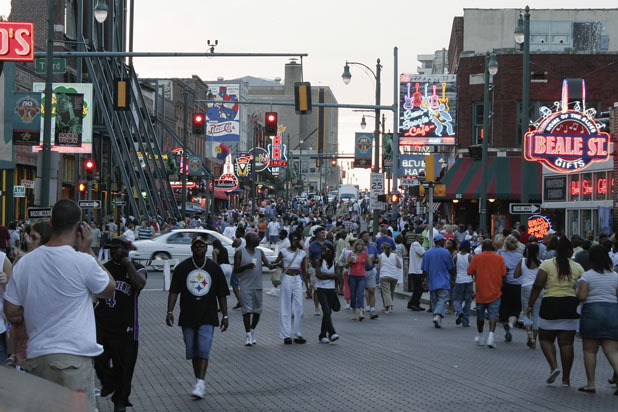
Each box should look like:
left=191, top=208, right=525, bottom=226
left=94, top=0, right=109, bottom=24
left=342, top=58, right=381, bottom=237
left=479, top=51, right=498, bottom=234
left=360, top=115, right=367, bottom=129
left=515, top=6, right=532, bottom=225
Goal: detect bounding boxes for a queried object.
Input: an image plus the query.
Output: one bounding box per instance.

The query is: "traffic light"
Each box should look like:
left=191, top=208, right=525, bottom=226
left=84, top=159, right=95, bottom=180
left=331, top=159, right=337, bottom=167
left=192, top=113, right=205, bottom=135
left=389, top=193, right=400, bottom=204
left=265, top=112, right=277, bottom=136
left=78, top=182, right=87, bottom=193
left=294, top=82, right=312, bottom=114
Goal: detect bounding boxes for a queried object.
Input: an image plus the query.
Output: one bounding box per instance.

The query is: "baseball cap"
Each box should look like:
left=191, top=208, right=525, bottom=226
left=547, top=229, right=556, bottom=235
left=104, top=237, right=135, bottom=250
left=460, top=240, right=471, bottom=249
left=191, top=236, right=208, bottom=246
left=434, top=234, right=446, bottom=242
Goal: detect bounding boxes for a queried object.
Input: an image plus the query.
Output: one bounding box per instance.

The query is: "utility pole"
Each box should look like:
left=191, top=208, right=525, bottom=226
left=40, top=0, right=56, bottom=207
left=251, top=122, right=257, bottom=215
left=372, top=59, right=382, bottom=238
left=181, top=89, right=188, bottom=220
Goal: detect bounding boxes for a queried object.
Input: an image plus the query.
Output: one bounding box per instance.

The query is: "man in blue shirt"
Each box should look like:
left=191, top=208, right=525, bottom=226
left=375, top=227, right=396, bottom=251
left=308, top=227, right=332, bottom=315
left=421, top=234, right=455, bottom=328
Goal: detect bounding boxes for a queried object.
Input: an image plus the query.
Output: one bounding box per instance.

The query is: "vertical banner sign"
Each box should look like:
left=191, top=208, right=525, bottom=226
left=399, top=74, right=456, bottom=146
left=187, top=155, right=203, bottom=176
left=354, top=132, right=373, bottom=168
left=267, top=126, right=288, bottom=177
left=12, top=92, right=41, bottom=145
left=383, top=133, right=393, bottom=168
left=32, top=83, right=94, bottom=153
left=0, top=22, right=35, bottom=61
left=205, top=84, right=240, bottom=141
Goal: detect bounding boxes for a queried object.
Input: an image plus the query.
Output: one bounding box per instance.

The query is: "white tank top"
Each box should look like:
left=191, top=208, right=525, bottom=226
left=455, top=252, right=472, bottom=284
left=520, top=258, right=539, bottom=287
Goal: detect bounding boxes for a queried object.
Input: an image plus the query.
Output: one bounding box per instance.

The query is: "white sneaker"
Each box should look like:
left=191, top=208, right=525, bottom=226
left=474, top=334, right=485, bottom=346
left=345, top=304, right=351, bottom=311
left=319, top=337, right=330, bottom=344
left=265, top=288, right=278, bottom=296
left=250, top=331, right=256, bottom=345
left=487, top=334, right=496, bottom=348
left=433, top=315, right=441, bottom=328
left=191, top=381, right=205, bottom=399
left=329, top=334, right=340, bottom=343
left=314, top=308, right=321, bottom=316
left=245, top=335, right=252, bottom=346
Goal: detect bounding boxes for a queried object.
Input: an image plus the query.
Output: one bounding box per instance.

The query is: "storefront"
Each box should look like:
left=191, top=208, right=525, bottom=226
left=541, top=160, right=614, bottom=237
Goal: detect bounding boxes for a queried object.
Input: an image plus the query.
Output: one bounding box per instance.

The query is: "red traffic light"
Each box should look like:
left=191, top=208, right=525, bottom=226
left=265, top=112, right=277, bottom=136
left=85, top=159, right=95, bottom=170
left=267, top=113, right=276, bottom=122
left=78, top=183, right=87, bottom=192
left=390, top=193, right=400, bottom=204
left=193, top=113, right=204, bottom=124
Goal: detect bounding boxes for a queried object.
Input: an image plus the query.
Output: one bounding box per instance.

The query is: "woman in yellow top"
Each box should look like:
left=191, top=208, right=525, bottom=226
left=527, top=237, right=584, bottom=387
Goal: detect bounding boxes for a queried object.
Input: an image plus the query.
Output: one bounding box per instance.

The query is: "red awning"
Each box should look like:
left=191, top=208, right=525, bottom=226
left=214, top=191, right=229, bottom=200
left=436, top=157, right=541, bottom=200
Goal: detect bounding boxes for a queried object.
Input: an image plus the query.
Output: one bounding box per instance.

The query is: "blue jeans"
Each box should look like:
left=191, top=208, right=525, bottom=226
left=182, top=325, right=215, bottom=360
left=0, top=332, right=7, bottom=365
left=452, top=282, right=474, bottom=326
left=348, top=275, right=367, bottom=309
left=430, top=289, right=450, bottom=317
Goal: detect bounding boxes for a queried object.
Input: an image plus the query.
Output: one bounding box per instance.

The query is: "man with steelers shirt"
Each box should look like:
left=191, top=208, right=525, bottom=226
left=166, top=235, right=229, bottom=400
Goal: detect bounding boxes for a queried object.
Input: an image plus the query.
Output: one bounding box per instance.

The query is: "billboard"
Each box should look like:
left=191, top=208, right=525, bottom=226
left=399, top=74, right=456, bottom=146
left=32, top=82, right=93, bottom=153
left=206, top=83, right=240, bottom=141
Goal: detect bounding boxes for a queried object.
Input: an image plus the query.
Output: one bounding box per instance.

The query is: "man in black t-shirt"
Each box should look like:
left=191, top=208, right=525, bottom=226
left=166, top=235, right=229, bottom=400
left=95, top=237, right=147, bottom=412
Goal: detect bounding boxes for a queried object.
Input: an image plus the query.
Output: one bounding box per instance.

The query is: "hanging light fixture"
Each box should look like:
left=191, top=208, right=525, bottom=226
left=94, top=0, right=109, bottom=24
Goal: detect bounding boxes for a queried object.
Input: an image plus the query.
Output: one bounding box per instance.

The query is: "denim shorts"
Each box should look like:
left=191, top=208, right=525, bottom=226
left=230, top=272, right=240, bottom=288
left=365, top=268, right=377, bottom=288
left=182, top=325, right=215, bottom=360
left=580, top=302, right=618, bottom=340
left=476, top=297, right=501, bottom=320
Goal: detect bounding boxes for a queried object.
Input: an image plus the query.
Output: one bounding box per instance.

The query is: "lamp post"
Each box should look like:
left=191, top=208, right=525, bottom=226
left=342, top=58, right=381, bottom=237
left=515, top=6, right=531, bottom=225
left=479, top=51, right=498, bottom=234
left=41, top=0, right=108, bottom=207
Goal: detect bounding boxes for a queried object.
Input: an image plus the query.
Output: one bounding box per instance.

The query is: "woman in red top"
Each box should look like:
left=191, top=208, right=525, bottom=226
left=346, top=240, right=372, bottom=321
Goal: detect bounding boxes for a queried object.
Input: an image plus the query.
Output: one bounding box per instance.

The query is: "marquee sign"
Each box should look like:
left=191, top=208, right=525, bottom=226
left=399, top=74, right=456, bottom=146
left=528, top=215, right=552, bottom=240
left=524, top=79, right=610, bottom=174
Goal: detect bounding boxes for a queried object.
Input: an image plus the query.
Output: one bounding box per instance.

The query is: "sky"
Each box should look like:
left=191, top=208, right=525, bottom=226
left=2, top=0, right=618, bottom=187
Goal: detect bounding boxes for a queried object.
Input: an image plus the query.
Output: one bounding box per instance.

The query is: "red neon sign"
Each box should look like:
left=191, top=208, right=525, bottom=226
left=528, top=215, right=552, bottom=239
left=582, top=177, right=593, bottom=196
left=570, top=180, right=580, bottom=196
left=0, top=22, right=34, bottom=62
left=404, top=124, right=435, bottom=137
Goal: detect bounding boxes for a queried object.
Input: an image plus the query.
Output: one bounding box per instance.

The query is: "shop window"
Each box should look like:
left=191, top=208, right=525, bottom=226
left=594, top=172, right=608, bottom=201
left=568, top=209, right=579, bottom=237
left=569, top=174, right=580, bottom=201
left=581, top=173, right=593, bottom=201
left=580, top=209, right=594, bottom=237
left=472, top=102, right=484, bottom=145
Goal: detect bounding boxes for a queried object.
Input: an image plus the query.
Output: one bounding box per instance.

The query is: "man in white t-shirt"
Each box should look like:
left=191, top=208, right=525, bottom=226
left=267, top=217, right=281, bottom=246
left=3, top=199, right=115, bottom=411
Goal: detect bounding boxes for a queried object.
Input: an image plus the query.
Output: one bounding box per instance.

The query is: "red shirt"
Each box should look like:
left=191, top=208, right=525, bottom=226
left=349, top=251, right=367, bottom=277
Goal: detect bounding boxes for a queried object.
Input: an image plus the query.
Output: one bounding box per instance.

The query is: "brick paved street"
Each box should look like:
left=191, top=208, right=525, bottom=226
left=97, top=274, right=617, bottom=412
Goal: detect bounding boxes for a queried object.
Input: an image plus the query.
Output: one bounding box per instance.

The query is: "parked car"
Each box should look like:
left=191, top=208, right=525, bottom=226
left=129, top=229, right=276, bottom=270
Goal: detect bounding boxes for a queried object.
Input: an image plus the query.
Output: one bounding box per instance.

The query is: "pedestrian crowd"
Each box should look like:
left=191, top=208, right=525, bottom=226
left=1, top=195, right=618, bottom=410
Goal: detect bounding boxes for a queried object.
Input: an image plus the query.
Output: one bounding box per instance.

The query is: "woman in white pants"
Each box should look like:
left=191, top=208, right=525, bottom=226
left=273, top=232, right=308, bottom=344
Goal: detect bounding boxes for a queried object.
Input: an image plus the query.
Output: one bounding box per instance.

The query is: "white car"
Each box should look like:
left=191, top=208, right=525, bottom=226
left=129, top=229, right=277, bottom=270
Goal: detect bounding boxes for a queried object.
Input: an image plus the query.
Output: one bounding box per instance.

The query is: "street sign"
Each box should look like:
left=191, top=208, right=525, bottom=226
left=78, top=200, right=101, bottom=209
left=369, top=192, right=386, bottom=211
left=400, top=178, right=419, bottom=186
left=13, top=186, right=25, bottom=198
left=35, top=58, right=67, bottom=74
left=27, top=207, right=52, bottom=219
left=112, top=200, right=126, bottom=207
left=21, top=179, right=35, bottom=189
left=370, top=173, right=384, bottom=193
left=509, top=203, right=541, bottom=214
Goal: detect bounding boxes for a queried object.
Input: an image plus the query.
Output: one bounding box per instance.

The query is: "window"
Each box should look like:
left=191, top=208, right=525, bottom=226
left=472, top=102, right=484, bottom=145
left=569, top=174, right=580, bottom=201
left=167, top=233, right=192, bottom=245
left=530, top=21, right=572, bottom=51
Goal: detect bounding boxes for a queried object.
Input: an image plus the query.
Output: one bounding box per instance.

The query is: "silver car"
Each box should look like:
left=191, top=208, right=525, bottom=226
left=129, top=229, right=276, bottom=270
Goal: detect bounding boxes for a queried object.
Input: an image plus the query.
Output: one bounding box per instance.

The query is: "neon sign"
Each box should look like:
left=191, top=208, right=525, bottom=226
left=528, top=215, right=552, bottom=240
left=267, top=127, right=288, bottom=176
left=524, top=79, right=610, bottom=173
left=399, top=74, right=456, bottom=146
left=214, top=154, right=238, bottom=192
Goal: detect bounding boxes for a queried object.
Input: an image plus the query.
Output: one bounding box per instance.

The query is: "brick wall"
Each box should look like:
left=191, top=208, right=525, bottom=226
left=456, top=53, right=618, bottom=150
left=447, top=17, right=464, bottom=74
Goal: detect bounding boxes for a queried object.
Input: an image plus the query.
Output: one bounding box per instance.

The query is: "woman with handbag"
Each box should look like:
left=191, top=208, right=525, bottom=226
left=526, top=237, right=584, bottom=387
left=315, top=243, right=340, bottom=344
left=575, top=244, right=618, bottom=394
left=273, top=232, right=308, bottom=344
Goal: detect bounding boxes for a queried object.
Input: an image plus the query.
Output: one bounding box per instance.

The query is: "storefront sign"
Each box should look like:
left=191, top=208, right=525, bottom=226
left=12, top=92, right=41, bottom=145
left=0, top=22, right=34, bottom=61
left=214, top=154, right=238, bottom=192
left=267, top=131, right=288, bottom=177
left=234, top=153, right=252, bottom=177
left=248, top=147, right=270, bottom=172
left=399, top=74, right=456, bottom=146
left=543, top=176, right=567, bottom=202
left=354, top=132, right=372, bottom=168
left=187, top=155, right=203, bottom=176
left=528, top=215, right=552, bottom=239
left=524, top=79, right=610, bottom=173
left=206, top=84, right=240, bottom=141
left=398, top=154, right=441, bottom=180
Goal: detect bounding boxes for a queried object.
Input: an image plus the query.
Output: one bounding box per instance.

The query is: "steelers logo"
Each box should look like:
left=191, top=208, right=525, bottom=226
left=186, top=269, right=212, bottom=297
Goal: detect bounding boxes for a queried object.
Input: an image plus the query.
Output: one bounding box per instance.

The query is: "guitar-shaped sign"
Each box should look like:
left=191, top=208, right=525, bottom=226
left=412, top=83, right=423, bottom=108
left=403, top=83, right=414, bottom=110
left=430, top=85, right=440, bottom=110
left=439, top=82, right=449, bottom=111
